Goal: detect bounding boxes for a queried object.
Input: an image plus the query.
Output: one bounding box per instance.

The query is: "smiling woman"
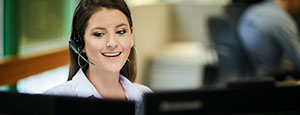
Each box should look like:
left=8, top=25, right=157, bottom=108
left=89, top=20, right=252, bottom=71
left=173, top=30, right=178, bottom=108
left=83, top=9, right=134, bottom=77
left=44, top=0, right=152, bottom=107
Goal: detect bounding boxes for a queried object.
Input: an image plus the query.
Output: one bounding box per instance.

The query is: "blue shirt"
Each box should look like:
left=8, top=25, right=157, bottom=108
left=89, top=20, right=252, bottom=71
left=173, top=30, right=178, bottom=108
left=238, top=0, right=300, bottom=76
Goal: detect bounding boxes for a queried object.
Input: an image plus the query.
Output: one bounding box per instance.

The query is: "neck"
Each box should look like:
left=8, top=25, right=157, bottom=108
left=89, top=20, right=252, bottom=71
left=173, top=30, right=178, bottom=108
left=85, top=67, right=125, bottom=100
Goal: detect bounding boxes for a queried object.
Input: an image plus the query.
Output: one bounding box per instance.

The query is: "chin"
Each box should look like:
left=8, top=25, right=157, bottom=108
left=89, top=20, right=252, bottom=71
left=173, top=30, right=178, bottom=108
left=105, top=64, right=123, bottom=73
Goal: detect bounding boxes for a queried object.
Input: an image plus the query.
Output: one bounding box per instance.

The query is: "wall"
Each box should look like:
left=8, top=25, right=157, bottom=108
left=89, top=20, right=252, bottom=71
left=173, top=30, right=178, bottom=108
left=0, top=0, right=3, bottom=59
left=131, top=4, right=174, bottom=83
left=131, top=3, right=226, bottom=90
left=172, top=3, right=224, bottom=43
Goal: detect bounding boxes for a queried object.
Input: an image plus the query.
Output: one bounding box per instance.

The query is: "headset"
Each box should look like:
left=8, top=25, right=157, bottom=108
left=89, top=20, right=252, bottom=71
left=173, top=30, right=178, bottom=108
left=69, top=38, right=95, bottom=66
left=69, top=10, right=95, bottom=66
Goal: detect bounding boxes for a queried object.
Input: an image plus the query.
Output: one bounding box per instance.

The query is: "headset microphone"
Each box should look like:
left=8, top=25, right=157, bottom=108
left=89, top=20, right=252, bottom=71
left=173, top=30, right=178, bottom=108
left=69, top=40, right=95, bottom=66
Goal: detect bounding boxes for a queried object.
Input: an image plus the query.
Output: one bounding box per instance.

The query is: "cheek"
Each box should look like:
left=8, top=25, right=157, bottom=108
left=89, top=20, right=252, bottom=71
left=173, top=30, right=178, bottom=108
left=120, top=38, right=133, bottom=51
left=124, top=34, right=134, bottom=48
left=85, top=40, right=104, bottom=54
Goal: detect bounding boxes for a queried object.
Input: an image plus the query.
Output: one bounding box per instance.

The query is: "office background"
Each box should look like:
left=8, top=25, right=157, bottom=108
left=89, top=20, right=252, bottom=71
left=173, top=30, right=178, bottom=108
left=0, top=0, right=276, bottom=93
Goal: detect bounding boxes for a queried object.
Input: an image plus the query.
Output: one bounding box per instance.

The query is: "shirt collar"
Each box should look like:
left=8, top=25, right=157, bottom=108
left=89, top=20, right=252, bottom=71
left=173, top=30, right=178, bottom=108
left=71, top=69, right=143, bottom=101
left=119, top=74, right=143, bottom=101
left=72, top=69, right=101, bottom=98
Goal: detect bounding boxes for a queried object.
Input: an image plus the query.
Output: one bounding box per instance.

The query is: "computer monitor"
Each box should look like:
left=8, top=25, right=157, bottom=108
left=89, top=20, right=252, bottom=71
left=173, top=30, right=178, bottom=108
left=0, top=92, right=135, bottom=114
left=207, top=15, right=254, bottom=86
left=142, top=85, right=300, bottom=115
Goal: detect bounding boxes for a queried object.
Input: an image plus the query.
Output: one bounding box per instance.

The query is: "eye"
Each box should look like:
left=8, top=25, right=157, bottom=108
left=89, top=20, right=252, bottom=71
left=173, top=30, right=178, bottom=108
left=116, top=30, right=126, bottom=35
left=93, top=32, right=104, bottom=37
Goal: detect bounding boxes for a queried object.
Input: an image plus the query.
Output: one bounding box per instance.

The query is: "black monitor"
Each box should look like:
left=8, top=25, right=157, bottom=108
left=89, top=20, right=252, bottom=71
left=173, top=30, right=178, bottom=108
left=0, top=92, right=135, bottom=114
left=142, top=85, right=300, bottom=115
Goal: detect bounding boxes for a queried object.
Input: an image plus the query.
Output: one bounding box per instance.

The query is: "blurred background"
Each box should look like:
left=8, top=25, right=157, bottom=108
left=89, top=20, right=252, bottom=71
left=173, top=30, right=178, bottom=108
left=1, top=0, right=299, bottom=94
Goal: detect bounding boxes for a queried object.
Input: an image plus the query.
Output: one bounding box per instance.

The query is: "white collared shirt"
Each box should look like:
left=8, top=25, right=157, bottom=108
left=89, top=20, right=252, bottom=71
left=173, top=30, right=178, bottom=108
left=44, top=69, right=152, bottom=102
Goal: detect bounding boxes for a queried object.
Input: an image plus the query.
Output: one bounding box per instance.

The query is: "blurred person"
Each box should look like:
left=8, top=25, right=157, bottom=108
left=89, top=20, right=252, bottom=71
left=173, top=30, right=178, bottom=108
left=44, top=0, right=152, bottom=102
left=238, top=0, right=300, bottom=79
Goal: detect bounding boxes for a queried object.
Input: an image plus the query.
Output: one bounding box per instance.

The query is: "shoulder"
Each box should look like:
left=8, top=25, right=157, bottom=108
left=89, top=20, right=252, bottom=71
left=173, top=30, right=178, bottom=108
left=43, top=81, right=77, bottom=97
left=242, top=1, right=287, bottom=24
left=133, top=83, right=153, bottom=93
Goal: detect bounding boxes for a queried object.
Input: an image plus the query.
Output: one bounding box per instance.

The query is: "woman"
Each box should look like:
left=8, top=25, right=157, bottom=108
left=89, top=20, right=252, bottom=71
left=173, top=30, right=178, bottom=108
left=44, top=0, right=152, bottom=102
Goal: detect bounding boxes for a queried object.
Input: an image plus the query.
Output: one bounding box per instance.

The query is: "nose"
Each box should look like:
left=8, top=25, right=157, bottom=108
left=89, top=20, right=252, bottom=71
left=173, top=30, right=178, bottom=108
left=106, top=34, right=118, bottom=50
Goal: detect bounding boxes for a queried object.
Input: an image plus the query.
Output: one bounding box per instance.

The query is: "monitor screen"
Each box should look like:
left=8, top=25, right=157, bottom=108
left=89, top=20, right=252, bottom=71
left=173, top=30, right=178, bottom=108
left=0, top=92, right=135, bottom=114
left=142, top=85, right=300, bottom=115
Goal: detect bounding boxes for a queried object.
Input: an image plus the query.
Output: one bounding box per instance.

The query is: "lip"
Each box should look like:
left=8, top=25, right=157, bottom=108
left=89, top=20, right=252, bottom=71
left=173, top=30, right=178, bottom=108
left=101, top=52, right=122, bottom=58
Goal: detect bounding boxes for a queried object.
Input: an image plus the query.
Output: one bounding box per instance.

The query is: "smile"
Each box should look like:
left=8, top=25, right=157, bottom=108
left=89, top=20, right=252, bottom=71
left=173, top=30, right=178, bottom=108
left=102, top=52, right=122, bottom=57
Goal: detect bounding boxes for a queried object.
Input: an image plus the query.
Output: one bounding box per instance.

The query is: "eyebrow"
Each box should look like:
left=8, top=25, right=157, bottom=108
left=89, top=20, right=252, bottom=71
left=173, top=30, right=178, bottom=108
left=116, top=23, right=128, bottom=28
left=91, top=23, right=128, bottom=31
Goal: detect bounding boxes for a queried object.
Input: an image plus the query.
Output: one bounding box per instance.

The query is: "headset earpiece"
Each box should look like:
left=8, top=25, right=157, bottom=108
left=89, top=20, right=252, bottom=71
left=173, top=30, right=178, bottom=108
left=76, top=34, right=85, bottom=50
left=69, top=38, right=95, bottom=66
left=69, top=39, right=80, bottom=55
left=70, top=31, right=85, bottom=51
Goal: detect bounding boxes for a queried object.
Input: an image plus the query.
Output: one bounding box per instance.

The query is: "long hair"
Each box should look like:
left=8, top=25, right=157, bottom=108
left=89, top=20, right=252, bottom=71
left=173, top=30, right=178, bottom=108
left=68, top=0, right=136, bottom=82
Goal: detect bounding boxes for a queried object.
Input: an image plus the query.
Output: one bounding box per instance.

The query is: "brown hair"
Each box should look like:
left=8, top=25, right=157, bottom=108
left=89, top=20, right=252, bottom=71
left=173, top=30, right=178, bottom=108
left=68, top=0, right=136, bottom=82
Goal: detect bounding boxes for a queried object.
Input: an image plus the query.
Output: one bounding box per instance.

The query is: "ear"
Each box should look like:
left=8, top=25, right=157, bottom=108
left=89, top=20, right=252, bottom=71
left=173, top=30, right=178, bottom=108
left=82, top=48, right=86, bottom=53
left=130, top=27, right=134, bottom=47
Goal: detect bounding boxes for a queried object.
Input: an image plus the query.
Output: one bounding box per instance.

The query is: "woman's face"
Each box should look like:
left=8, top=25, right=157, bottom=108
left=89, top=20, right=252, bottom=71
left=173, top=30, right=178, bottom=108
left=83, top=8, right=134, bottom=72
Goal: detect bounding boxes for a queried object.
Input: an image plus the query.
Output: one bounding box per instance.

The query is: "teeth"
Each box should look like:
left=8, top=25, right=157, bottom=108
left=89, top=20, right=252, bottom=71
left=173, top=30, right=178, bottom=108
left=103, top=52, right=121, bottom=57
